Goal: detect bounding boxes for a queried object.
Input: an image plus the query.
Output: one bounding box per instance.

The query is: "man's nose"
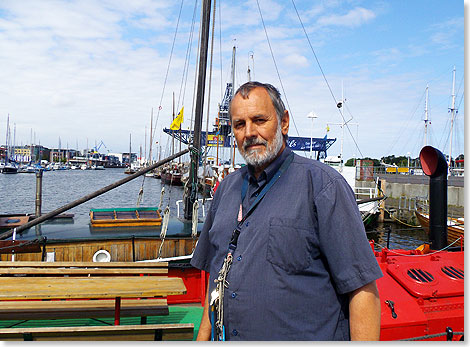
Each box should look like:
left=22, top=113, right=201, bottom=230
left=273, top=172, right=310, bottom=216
left=244, top=121, right=257, bottom=139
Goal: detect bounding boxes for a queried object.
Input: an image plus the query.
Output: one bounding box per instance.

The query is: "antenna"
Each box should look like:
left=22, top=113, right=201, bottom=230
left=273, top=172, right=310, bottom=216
left=424, top=84, right=429, bottom=147
left=448, top=66, right=456, bottom=176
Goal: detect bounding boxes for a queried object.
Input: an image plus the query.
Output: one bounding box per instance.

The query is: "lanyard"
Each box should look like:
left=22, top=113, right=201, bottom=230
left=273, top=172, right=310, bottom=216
left=228, top=152, right=294, bottom=252
left=211, top=152, right=294, bottom=341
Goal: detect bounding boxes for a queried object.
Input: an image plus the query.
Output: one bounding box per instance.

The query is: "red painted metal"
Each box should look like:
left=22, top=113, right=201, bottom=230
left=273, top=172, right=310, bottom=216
left=167, top=267, right=206, bottom=305
left=375, top=246, right=464, bottom=341
left=114, top=297, right=121, bottom=325
left=167, top=245, right=464, bottom=341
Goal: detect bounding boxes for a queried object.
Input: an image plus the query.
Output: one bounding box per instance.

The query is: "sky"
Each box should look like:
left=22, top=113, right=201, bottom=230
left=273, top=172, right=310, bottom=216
left=0, top=0, right=465, bottom=163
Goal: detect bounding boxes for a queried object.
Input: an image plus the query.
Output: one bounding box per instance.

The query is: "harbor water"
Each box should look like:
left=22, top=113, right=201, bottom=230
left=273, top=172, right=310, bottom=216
left=0, top=168, right=429, bottom=249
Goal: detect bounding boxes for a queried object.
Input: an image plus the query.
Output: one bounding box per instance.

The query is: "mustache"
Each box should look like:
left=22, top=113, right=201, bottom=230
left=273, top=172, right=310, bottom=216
left=243, top=137, right=267, bottom=151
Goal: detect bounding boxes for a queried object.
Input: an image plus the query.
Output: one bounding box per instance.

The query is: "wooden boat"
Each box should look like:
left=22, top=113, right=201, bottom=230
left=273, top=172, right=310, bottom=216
left=160, top=172, right=183, bottom=186
left=90, top=207, right=162, bottom=227
left=415, top=209, right=464, bottom=247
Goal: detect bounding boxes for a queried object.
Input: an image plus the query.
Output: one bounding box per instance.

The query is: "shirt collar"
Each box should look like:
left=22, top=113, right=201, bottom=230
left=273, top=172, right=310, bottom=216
left=247, top=146, right=291, bottom=184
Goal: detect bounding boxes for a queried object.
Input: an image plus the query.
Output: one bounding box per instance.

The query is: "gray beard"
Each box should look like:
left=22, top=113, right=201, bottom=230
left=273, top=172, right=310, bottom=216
left=239, top=126, right=284, bottom=168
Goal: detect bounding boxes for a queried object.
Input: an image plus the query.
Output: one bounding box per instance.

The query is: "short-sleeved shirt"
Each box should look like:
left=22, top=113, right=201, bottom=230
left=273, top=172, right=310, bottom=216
left=191, top=147, right=383, bottom=341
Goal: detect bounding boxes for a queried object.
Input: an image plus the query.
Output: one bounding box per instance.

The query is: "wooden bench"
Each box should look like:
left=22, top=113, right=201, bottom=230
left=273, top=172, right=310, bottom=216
left=0, top=323, right=194, bottom=341
left=0, top=298, right=168, bottom=321
left=0, top=262, right=184, bottom=325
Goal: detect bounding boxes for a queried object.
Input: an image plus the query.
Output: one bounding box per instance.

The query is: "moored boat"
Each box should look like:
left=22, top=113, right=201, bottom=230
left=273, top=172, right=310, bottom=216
left=90, top=207, right=163, bottom=227
left=415, top=209, right=464, bottom=247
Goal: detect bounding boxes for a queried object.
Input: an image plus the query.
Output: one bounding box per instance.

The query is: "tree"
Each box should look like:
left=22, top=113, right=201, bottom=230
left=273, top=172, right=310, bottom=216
left=345, top=157, right=380, bottom=167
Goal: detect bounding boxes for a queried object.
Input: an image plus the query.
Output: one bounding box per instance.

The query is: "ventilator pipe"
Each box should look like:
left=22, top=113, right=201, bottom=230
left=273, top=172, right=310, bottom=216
left=419, top=146, right=448, bottom=250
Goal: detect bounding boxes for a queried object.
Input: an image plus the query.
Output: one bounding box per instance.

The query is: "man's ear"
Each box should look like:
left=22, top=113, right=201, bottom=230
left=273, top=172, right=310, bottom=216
left=281, top=110, right=289, bottom=136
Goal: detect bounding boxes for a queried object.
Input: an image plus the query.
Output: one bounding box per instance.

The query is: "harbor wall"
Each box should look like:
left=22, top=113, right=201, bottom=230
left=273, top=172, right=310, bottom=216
left=356, top=177, right=464, bottom=207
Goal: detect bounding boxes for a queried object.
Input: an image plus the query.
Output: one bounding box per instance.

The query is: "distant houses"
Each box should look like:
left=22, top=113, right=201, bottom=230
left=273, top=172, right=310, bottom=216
left=0, top=144, right=133, bottom=167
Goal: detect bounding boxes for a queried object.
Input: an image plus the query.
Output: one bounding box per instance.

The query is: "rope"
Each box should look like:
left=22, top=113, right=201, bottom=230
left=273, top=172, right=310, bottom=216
left=158, top=187, right=165, bottom=210
left=192, top=200, right=199, bottom=239
left=177, top=0, right=198, bottom=110
left=255, top=0, right=299, bottom=137
left=374, top=236, right=463, bottom=257
left=399, top=332, right=464, bottom=341
left=290, top=0, right=363, bottom=157
left=157, top=206, right=171, bottom=259
left=136, top=186, right=144, bottom=207
left=382, top=207, right=421, bottom=228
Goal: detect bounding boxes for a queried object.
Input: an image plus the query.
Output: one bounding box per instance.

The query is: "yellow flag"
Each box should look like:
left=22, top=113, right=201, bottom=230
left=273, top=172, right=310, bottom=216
left=170, top=107, right=184, bottom=130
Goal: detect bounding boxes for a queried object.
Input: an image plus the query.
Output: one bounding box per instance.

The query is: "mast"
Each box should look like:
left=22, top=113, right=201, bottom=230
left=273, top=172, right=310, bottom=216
left=128, top=134, right=131, bottom=166
left=230, top=46, right=236, bottom=168
left=184, top=0, right=212, bottom=220
left=172, top=92, right=175, bottom=157
left=338, top=81, right=345, bottom=172
left=424, top=84, right=429, bottom=146
left=149, top=108, right=153, bottom=165
left=448, top=66, right=456, bottom=176
left=13, top=123, right=16, bottom=163
left=5, top=114, right=9, bottom=163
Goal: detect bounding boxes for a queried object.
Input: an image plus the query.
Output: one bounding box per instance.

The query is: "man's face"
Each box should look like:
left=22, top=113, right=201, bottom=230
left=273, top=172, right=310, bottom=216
left=230, top=87, right=289, bottom=169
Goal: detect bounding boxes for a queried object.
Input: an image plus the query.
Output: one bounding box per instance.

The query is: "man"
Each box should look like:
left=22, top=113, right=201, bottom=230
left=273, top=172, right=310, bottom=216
left=191, top=81, right=382, bottom=341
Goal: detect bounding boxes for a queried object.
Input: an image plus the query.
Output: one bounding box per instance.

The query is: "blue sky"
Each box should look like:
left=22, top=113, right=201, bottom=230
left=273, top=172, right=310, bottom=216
left=0, top=0, right=464, bottom=162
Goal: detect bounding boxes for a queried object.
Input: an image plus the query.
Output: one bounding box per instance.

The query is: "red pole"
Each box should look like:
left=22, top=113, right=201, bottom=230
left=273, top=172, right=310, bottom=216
left=114, top=297, right=121, bottom=325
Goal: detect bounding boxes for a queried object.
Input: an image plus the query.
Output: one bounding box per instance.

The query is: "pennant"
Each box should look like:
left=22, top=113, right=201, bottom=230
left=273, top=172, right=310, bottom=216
left=170, top=107, right=184, bottom=130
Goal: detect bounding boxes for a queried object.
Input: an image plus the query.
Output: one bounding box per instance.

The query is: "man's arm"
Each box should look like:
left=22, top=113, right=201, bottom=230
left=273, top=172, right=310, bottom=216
left=349, top=280, right=381, bottom=341
left=196, top=279, right=212, bottom=341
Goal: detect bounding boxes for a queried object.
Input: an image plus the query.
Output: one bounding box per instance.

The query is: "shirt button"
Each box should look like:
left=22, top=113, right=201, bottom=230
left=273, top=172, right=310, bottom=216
left=245, top=222, right=250, bottom=227
left=232, top=329, right=238, bottom=336
left=231, top=292, right=237, bottom=298
left=237, top=255, right=242, bottom=261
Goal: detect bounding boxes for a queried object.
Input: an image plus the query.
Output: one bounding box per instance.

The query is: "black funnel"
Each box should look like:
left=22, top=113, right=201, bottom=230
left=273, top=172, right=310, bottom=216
left=419, top=146, right=448, bottom=250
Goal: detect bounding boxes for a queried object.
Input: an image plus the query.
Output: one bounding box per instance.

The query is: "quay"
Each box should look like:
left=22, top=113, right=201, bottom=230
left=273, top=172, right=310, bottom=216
left=357, top=173, right=464, bottom=225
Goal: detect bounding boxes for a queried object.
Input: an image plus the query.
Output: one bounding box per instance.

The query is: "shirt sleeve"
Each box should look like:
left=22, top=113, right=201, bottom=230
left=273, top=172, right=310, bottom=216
left=314, top=176, right=383, bottom=295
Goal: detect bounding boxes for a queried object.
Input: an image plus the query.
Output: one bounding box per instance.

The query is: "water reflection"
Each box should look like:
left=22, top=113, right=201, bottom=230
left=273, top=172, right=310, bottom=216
left=368, top=222, right=429, bottom=250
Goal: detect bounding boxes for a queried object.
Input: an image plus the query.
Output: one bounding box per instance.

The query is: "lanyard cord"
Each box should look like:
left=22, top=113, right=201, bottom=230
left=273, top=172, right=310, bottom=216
left=211, top=152, right=294, bottom=341
left=229, top=152, right=294, bottom=252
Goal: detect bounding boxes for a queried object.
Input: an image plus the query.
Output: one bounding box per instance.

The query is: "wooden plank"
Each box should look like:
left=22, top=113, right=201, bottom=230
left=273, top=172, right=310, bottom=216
left=0, top=276, right=186, bottom=300
left=0, top=240, right=42, bottom=254
left=0, top=216, right=31, bottom=229
left=0, top=323, right=194, bottom=341
left=0, top=268, right=168, bottom=275
left=0, top=298, right=168, bottom=320
left=0, top=261, right=168, bottom=268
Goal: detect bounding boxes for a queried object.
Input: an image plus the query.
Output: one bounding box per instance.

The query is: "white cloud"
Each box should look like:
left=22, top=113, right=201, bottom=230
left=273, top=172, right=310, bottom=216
left=283, top=53, right=309, bottom=68
left=317, top=7, right=376, bottom=27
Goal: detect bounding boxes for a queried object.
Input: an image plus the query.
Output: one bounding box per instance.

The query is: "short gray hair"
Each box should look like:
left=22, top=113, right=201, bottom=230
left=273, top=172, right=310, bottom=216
left=229, top=81, right=288, bottom=140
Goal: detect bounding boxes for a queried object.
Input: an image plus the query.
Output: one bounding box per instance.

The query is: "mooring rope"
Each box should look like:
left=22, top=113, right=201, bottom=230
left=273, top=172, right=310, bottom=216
left=158, top=187, right=165, bottom=210
left=374, top=236, right=463, bottom=257
left=158, top=206, right=171, bottom=259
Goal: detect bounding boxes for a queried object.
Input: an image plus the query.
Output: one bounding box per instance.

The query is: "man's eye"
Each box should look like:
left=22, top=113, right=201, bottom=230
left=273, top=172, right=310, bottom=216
left=234, top=122, right=244, bottom=129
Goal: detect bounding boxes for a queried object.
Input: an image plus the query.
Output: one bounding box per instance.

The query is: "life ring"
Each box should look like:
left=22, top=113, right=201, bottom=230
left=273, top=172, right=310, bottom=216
left=93, top=249, right=111, bottom=262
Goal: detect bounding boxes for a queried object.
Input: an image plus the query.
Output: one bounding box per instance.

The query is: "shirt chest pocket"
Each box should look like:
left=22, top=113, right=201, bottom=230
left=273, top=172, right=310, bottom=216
left=266, top=217, right=318, bottom=274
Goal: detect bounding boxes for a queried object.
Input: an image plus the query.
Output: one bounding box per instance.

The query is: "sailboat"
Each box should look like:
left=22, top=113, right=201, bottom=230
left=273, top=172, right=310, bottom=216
left=1, top=115, right=18, bottom=174
left=124, top=134, right=136, bottom=174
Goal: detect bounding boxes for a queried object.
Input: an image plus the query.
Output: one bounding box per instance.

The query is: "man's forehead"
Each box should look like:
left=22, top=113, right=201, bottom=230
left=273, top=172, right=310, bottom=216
left=231, top=88, right=273, bottom=113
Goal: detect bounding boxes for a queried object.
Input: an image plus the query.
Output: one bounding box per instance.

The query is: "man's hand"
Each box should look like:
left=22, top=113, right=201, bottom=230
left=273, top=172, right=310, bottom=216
left=349, top=280, right=381, bottom=340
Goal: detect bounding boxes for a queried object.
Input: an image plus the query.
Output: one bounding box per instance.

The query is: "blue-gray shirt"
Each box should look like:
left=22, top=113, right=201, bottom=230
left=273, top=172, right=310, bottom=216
left=191, top=147, right=383, bottom=340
